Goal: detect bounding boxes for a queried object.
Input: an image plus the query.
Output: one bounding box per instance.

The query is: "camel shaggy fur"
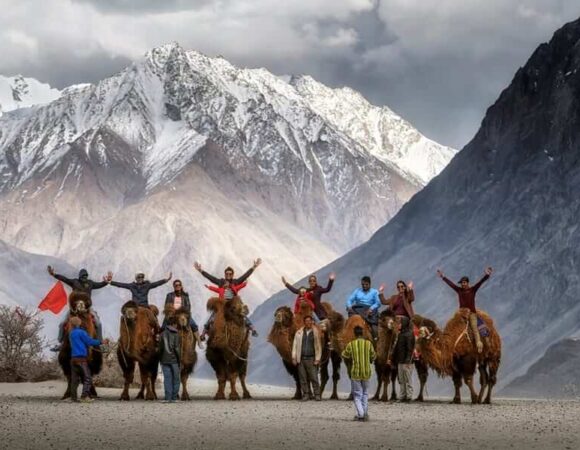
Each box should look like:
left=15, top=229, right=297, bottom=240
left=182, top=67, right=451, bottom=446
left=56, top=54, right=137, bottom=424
left=206, top=296, right=251, bottom=400
left=414, top=308, right=501, bottom=404
left=58, top=292, right=103, bottom=400
left=117, top=301, right=160, bottom=401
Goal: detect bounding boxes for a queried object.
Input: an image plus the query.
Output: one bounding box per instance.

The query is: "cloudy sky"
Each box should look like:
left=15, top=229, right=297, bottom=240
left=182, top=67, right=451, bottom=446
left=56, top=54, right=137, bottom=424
left=1, top=0, right=580, bottom=148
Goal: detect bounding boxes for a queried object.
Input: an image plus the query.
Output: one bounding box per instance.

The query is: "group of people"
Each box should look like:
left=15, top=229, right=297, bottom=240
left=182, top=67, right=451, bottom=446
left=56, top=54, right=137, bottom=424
left=48, top=259, right=494, bottom=411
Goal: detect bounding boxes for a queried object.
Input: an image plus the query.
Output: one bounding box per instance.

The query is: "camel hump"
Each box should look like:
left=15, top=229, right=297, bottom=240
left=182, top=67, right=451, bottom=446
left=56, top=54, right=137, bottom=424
left=207, top=297, right=223, bottom=311
left=322, top=301, right=334, bottom=315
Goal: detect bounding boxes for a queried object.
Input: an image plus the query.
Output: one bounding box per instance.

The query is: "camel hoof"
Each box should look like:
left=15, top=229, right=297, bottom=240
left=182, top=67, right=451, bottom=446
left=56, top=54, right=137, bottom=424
left=136, top=394, right=144, bottom=400
left=243, top=392, right=252, bottom=399
left=214, top=393, right=226, bottom=400
left=414, top=396, right=424, bottom=402
left=229, top=393, right=240, bottom=401
left=483, top=399, right=491, bottom=405
left=181, top=394, right=190, bottom=401
left=145, top=394, right=156, bottom=401
left=451, top=398, right=461, bottom=404
left=380, top=397, right=389, bottom=403
left=120, top=393, right=130, bottom=401
left=61, top=393, right=71, bottom=400
left=292, top=394, right=302, bottom=400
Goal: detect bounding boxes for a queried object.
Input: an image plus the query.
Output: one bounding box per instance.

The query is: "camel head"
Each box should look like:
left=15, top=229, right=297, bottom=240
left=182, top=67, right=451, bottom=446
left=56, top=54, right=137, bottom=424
left=69, top=291, right=91, bottom=314
left=224, top=296, right=245, bottom=322
left=164, top=304, right=176, bottom=321
left=121, top=301, right=139, bottom=321
left=378, top=310, right=396, bottom=331
left=274, top=306, right=293, bottom=327
left=175, top=309, right=191, bottom=329
left=413, top=315, right=440, bottom=345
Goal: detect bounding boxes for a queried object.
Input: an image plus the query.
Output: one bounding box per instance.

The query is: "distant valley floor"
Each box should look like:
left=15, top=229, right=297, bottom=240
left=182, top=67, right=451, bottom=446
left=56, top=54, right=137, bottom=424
left=0, top=381, right=578, bottom=450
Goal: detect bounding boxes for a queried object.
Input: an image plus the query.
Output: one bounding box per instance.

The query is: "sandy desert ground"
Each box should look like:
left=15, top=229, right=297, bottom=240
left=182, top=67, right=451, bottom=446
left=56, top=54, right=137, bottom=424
left=0, top=380, right=579, bottom=450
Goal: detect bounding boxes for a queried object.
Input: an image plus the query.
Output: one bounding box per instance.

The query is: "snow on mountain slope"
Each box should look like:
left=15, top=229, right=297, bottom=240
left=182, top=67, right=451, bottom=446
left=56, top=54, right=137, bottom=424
left=291, top=75, right=456, bottom=185
left=0, top=75, right=61, bottom=117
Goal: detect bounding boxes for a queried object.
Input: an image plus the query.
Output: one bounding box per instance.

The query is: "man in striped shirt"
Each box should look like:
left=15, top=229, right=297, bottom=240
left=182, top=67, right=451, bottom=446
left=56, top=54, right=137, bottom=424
left=341, top=326, right=376, bottom=421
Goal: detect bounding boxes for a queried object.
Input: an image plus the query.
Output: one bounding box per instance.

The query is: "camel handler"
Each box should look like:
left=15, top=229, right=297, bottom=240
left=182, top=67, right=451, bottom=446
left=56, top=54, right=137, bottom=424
left=390, top=316, right=415, bottom=403
left=346, top=276, right=381, bottom=340
left=69, top=316, right=108, bottom=403
left=342, top=325, right=375, bottom=421
left=292, top=315, right=322, bottom=401
left=194, top=258, right=262, bottom=339
left=437, top=267, right=493, bottom=353
left=47, top=266, right=111, bottom=352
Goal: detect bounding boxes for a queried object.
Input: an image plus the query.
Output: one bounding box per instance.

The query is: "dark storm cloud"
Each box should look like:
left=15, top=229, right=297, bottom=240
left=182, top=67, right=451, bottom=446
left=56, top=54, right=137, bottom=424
left=2, top=0, right=580, bottom=148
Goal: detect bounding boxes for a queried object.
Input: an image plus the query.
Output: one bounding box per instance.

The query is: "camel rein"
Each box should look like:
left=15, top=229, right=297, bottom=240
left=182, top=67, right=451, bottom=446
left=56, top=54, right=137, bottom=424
left=223, top=320, right=249, bottom=361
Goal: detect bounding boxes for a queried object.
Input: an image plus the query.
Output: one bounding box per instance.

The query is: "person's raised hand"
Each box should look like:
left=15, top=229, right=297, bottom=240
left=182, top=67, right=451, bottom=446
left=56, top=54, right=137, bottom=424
left=329, top=272, right=336, bottom=281
left=436, top=269, right=444, bottom=279
left=281, top=276, right=287, bottom=285
left=47, top=265, right=55, bottom=276
left=485, top=267, right=493, bottom=276
left=167, top=272, right=173, bottom=281
left=379, top=284, right=386, bottom=294
left=253, top=258, right=262, bottom=269
left=193, top=262, right=202, bottom=272
left=408, top=281, right=414, bottom=290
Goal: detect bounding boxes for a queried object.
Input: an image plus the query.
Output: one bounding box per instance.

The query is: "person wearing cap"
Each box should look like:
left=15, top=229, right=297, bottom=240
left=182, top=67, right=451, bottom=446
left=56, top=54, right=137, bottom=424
left=68, top=316, right=107, bottom=402
left=107, top=271, right=172, bottom=307
left=437, top=267, right=493, bottom=353
left=47, top=266, right=111, bottom=351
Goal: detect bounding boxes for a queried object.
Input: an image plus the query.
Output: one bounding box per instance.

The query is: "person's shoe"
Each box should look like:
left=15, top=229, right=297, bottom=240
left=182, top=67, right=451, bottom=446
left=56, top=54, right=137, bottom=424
left=363, top=414, right=369, bottom=422
left=353, top=416, right=361, bottom=421
left=49, top=344, right=61, bottom=353
left=79, top=397, right=94, bottom=403
left=314, top=395, right=322, bottom=401
left=401, top=398, right=411, bottom=403
left=161, top=400, right=171, bottom=403
left=302, top=396, right=309, bottom=402
left=251, top=329, right=258, bottom=337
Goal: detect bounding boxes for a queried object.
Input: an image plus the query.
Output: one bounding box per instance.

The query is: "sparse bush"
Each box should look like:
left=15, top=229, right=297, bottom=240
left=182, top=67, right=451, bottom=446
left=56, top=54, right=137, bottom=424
left=0, top=305, right=60, bottom=382
left=93, top=340, right=136, bottom=388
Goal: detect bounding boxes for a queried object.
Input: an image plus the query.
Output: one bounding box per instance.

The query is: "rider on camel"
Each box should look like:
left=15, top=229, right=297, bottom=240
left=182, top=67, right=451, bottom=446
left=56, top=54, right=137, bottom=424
left=346, top=276, right=381, bottom=340
left=47, top=265, right=110, bottom=352
left=194, top=258, right=262, bottom=339
left=437, top=267, right=493, bottom=353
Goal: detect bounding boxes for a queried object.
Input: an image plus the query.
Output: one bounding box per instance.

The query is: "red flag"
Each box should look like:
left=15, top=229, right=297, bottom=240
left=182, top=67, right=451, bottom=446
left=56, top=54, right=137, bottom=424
left=38, top=281, right=68, bottom=314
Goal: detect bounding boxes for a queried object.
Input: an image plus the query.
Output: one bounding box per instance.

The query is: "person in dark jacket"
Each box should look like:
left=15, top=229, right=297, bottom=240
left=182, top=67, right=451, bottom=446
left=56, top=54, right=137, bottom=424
left=390, top=316, right=415, bottom=402
left=282, top=273, right=335, bottom=320
left=194, top=259, right=261, bottom=339
left=437, top=267, right=493, bottom=353
left=162, top=280, right=202, bottom=348
left=69, top=316, right=105, bottom=402
left=159, top=316, right=181, bottom=403
left=48, top=266, right=110, bottom=350
left=108, top=271, right=172, bottom=306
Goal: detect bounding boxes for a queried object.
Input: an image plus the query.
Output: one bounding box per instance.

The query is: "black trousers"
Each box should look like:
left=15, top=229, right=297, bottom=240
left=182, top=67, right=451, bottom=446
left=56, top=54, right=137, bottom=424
left=71, top=358, right=92, bottom=400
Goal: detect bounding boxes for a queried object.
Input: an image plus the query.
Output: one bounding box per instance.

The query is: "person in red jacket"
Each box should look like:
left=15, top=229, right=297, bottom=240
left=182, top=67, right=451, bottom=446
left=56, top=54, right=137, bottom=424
left=437, top=266, right=493, bottom=353
left=201, top=280, right=258, bottom=339
left=294, top=287, right=315, bottom=315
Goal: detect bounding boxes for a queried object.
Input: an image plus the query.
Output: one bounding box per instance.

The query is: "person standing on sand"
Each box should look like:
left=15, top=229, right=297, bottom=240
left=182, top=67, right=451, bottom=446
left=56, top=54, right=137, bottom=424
left=342, top=325, right=375, bottom=421
left=437, top=267, right=493, bottom=353
left=159, top=315, right=181, bottom=403
left=292, top=315, right=322, bottom=401
left=69, top=316, right=106, bottom=403
left=390, top=316, right=415, bottom=402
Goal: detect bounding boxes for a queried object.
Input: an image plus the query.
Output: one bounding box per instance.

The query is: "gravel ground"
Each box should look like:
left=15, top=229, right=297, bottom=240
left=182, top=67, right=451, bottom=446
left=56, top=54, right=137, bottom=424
left=0, top=380, right=579, bottom=450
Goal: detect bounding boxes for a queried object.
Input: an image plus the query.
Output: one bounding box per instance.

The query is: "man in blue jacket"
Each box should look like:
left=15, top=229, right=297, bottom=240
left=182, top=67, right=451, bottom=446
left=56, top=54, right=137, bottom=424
left=346, top=276, right=381, bottom=340
left=69, top=316, right=104, bottom=402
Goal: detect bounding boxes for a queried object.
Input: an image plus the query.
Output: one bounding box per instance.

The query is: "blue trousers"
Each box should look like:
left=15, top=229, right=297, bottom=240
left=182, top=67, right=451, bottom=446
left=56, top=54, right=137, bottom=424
left=351, top=379, right=369, bottom=418
left=161, top=363, right=180, bottom=401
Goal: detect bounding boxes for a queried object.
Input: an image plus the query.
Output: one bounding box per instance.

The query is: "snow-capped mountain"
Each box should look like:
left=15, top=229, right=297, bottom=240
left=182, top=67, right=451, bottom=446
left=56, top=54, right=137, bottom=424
left=0, top=75, right=61, bottom=117
left=248, top=17, right=580, bottom=392
left=0, top=43, right=454, bottom=326
left=291, top=75, right=456, bottom=185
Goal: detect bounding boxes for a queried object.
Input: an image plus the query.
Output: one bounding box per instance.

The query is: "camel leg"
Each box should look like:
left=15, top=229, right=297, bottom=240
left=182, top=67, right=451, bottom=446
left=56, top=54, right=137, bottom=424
left=138, top=363, right=155, bottom=401
left=214, top=366, right=227, bottom=400
left=380, top=373, right=390, bottom=402
left=460, top=356, right=478, bottom=404
left=465, top=374, right=478, bottom=404
left=319, top=360, right=330, bottom=398
left=181, top=368, right=190, bottom=401
left=484, top=359, right=499, bottom=404
left=330, top=352, right=341, bottom=400
left=477, top=363, right=488, bottom=404
left=118, top=350, right=135, bottom=401
left=415, top=360, right=428, bottom=402
left=373, top=373, right=382, bottom=401
left=452, top=369, right=462, bottom=404
left=61, top=373, right=72, bottom=400
left=390, top=367, right=398, bottom=401
left=228, top=369, right=240, bottom=401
